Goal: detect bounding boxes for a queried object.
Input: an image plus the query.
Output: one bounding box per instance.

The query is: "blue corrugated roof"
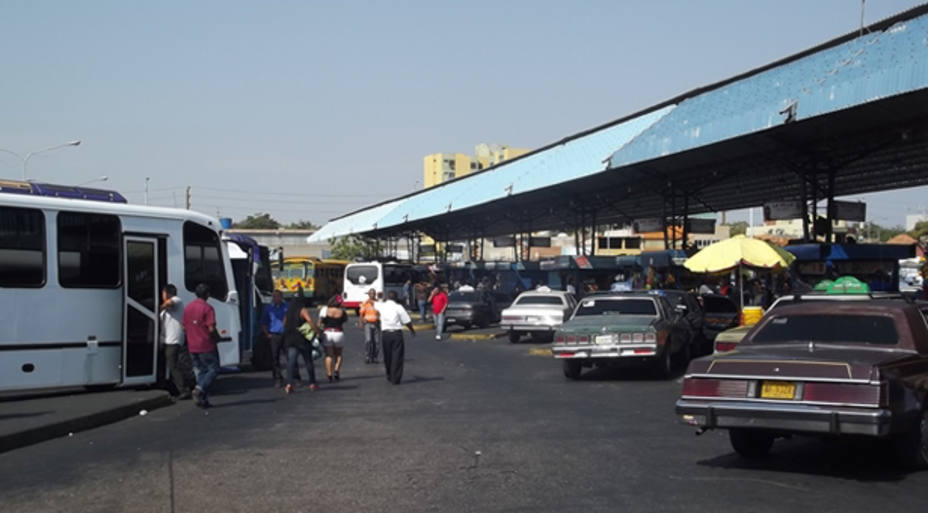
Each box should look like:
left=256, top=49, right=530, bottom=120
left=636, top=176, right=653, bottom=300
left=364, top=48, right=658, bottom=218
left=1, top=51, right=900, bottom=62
left=313, top=6, right=928, bottom=242
left=308, top=198, right=404, bottom=242
left=608, top=16, right=928, bottom=168
left=374, top=106, right=674, bottom=230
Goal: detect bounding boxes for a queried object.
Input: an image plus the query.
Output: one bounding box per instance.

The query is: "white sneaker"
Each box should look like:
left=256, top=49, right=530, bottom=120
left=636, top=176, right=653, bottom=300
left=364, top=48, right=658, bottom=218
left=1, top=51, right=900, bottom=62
left=435, top=335, right=441, bottom=340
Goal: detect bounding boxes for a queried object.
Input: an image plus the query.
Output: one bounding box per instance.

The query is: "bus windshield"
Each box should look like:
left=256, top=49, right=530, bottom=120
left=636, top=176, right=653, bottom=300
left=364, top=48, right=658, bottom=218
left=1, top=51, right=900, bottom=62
left=282, top=262, right=305, bottom=280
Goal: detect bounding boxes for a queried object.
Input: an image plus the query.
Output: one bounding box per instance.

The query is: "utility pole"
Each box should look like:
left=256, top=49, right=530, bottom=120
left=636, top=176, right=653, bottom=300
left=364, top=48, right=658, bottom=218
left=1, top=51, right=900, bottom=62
left=185, top=186, right=191, bottom=209
left=144, top=177, right=150, bottom=205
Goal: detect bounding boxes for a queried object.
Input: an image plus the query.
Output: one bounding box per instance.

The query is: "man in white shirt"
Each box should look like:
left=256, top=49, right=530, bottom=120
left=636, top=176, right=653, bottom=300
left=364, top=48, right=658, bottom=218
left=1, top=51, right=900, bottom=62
left=375, top=291, right=416, bottom=384
left=160, top=284, right=190, bottom=399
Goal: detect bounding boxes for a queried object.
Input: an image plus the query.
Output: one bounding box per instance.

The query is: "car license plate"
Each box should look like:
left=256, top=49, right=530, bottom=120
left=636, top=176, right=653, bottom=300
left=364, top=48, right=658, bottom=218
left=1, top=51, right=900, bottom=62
left=447, top=318, right=456, bottom=324
left=760, top=381, right=796, bottom=399
left=595, top=334, right=615, bottom=344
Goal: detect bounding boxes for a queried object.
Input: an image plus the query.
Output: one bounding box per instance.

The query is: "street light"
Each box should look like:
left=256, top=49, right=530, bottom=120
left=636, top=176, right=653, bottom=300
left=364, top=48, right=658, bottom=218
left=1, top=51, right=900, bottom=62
left=78, top=175, right=108, bottom=187
left=0, top=139, right=82, bottom=180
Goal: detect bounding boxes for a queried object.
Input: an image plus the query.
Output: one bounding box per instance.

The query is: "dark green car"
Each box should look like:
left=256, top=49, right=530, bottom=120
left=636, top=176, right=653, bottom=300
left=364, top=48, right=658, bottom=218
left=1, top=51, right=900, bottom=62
left=551, top=293, right=692, bottom=379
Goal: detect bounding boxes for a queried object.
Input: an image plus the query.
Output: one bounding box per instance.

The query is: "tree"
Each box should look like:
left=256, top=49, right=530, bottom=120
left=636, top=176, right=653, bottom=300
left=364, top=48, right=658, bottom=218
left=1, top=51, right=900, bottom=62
left=861, top=222, right=905, bottom=242
left=728, top=221, right=748, bottom=236
left=232, top=213, right=281, bottom=229
left=287, top=219, right=319, bottom=230
left=328, top=235, right=380, bottom=260
left=909, top=221, right=928, bottom=245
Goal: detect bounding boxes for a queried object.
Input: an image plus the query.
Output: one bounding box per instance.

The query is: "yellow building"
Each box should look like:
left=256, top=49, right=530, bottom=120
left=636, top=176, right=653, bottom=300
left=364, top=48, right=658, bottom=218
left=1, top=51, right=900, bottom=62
left=423, top=143, right=530, bottom=188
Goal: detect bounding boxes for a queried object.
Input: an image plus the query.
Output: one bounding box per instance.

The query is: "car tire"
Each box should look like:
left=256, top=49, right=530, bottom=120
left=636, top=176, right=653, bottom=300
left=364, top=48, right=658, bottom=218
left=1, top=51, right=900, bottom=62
left=729, top=429, right=774, bottom=459
left=892, top=408, right=928, bottom=468
left=563, top=360, right=582, bottom=380
left=509, top=331, right=521, bottom=344
left=654, top=346, right=673, bottom=378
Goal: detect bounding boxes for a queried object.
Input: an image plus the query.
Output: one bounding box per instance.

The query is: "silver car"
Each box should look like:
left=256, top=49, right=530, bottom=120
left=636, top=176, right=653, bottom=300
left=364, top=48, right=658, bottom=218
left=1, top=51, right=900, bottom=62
left=500, top=290, right=576, bottom=343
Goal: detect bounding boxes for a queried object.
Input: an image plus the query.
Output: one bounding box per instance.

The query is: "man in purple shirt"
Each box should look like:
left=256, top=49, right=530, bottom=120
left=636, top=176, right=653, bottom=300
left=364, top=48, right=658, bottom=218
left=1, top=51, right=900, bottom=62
left=183, top=283, right=219, bottom=408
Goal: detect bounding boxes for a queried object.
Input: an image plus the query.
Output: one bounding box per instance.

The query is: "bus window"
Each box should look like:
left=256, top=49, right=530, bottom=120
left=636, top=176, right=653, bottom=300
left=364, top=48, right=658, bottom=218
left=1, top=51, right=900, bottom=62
left=184, top=221, right=229, bottom=298
left=58, top=212, right=120, bottom=288
left=0, top=206, right=45, bottom=287
left=346, top=264, right=378, bottom=286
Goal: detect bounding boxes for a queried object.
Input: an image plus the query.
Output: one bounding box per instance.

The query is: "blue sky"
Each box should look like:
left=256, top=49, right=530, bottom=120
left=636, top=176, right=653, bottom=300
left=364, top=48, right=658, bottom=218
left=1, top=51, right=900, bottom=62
left=1, top=0, right=925, bottom=227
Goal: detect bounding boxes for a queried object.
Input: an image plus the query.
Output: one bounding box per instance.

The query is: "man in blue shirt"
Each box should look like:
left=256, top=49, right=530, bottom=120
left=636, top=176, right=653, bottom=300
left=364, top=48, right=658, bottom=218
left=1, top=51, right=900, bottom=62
left=261, top=290, right=289, bottom=387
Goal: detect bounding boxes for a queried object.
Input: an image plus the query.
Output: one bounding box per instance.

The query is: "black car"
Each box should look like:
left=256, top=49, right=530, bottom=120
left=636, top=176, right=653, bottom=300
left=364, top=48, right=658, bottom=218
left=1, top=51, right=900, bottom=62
left=659, top=290, right=708, bottom=355
left=444, top=290, right=512, bottom=329
left=700, top=294, right=740, bottom=342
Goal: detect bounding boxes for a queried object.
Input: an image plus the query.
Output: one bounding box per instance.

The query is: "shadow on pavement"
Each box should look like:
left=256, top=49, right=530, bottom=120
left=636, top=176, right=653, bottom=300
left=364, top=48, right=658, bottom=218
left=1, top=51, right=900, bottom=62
left=575, top=364, right=685, bottom=382
left=0, top=411, right=53, bottom=421
left=209, top=398, right=282, bottom=409
left=402, top=376, right=445, bottom=385
left=697, top=436, right=915, bottom=482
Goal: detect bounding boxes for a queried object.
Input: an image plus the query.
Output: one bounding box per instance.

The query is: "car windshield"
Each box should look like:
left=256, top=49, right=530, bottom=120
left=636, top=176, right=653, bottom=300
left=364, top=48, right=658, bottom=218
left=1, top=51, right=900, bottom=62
left=703, top=296, right=738, bottom=313
left=515, top=295, right=563, bottom=306
left=751, top=314, right=899, bottom=345
left=574, top=298, right=657, bottom=317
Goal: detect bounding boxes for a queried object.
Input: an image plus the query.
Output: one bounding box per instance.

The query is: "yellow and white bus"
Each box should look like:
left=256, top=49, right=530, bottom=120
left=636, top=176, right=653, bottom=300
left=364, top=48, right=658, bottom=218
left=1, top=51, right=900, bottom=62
left=274, top=256, right=347, bottom=302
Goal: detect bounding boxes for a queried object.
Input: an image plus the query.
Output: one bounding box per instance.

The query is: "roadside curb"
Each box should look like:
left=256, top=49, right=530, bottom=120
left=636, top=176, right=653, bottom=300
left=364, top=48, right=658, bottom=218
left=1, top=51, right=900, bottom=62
left=412, top=323, right=435, bottom=330
left=529, top=348, right=553, bottom=356
left=449, top=331, right=507, bottom=341
left=0, top=392, right=174, bottom=454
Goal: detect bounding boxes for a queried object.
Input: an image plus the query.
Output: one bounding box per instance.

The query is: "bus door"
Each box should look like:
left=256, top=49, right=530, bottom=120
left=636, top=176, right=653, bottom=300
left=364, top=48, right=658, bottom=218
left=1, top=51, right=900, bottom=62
left=122, top=236, right=161, bottom=385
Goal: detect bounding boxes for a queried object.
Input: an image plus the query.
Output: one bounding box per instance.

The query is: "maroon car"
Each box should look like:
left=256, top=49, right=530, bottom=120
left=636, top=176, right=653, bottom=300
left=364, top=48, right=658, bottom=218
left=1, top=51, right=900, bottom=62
left=676, top=300, right=928, bottom=466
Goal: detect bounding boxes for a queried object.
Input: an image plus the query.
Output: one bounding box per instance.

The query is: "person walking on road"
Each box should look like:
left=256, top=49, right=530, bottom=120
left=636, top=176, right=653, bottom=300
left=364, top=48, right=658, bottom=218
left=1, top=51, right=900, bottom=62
left=319, top=295, right=349, bottom=382
left=429, top=285, right=449, bottom=341
left=376, top=291, right=416, bottom=384
left=182, top=283, right=220, bottom=408
left=415, top=281, right=430, bottom=322
left=282, top=297, right=319, bottom=393
left=261, top=290, right=288, bottom=388
left=160, top=284, right=190, bottom=399
left=359, top=288, right=381, bottom=364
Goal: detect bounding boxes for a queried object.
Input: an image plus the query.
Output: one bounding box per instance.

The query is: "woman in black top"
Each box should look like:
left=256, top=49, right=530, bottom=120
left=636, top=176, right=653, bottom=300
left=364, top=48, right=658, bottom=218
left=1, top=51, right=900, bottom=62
left=320, top=295, right=348, bottom=382
left=282, top=297, right=318, bottom=393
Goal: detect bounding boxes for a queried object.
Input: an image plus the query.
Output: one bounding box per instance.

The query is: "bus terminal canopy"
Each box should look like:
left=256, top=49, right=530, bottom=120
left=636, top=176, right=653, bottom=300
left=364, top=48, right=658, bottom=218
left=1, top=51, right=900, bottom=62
left=310, top=5, right=928, bottom=243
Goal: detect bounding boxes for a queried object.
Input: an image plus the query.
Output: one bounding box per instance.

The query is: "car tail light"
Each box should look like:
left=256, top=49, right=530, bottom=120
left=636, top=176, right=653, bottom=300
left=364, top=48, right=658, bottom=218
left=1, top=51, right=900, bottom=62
left=803, top=382, right=883, bottom=406
left=577, top=335, right=590, bottom=343
left=632, top=333, right=644, bottom=343
left=555, top=335, right=566, bottom=343
left=681, top=378, right=749, bottom=398
left=715, top=341, right=738, bottom=353
left=644, top=333, right=656, bottom=343
left=566, top=335, right=577, bottom=343
left=619, top=333, right=632, bottom=343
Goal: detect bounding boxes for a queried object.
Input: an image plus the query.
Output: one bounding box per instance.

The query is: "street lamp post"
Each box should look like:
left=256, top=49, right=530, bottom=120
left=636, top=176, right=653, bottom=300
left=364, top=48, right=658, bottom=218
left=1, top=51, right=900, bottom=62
left=0, top=140, right=82, bottom=180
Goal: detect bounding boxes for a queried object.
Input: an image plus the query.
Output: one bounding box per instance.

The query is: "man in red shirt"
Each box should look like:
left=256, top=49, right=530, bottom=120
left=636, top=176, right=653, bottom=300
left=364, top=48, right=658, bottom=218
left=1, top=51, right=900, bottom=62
left=429, top=285, right=449, bottom=341
left=182, top=283, right=220, bottom=408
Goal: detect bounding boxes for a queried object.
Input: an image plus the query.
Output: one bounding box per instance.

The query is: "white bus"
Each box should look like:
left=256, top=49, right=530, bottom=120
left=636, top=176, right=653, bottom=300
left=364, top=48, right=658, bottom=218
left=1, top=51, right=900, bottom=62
left=0, top=186, right=242, bottom=393
left=342, top=261, right=414, bottom=311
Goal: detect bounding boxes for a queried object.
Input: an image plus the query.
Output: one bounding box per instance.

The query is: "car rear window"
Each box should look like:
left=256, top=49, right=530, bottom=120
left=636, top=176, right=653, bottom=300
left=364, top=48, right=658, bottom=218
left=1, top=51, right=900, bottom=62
left=449, top=292, right=481, bottom=301
left=751, top=314, right=899, bottom=345
left=515, top=295, right=563, bottom=306
left=703, top=296, right=738, bottom=313
left=574, top=298, right=657, bottom=317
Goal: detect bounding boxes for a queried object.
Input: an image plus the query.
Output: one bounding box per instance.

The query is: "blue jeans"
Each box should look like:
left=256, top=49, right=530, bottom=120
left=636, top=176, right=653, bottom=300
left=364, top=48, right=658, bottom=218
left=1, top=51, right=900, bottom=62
left=434, top=313, right=445, bottom=335
left=418, top=299, right=428, bottom=321
left=287, top=344, right=316, bottom=386
left=190, top=350, right=220, bottom=401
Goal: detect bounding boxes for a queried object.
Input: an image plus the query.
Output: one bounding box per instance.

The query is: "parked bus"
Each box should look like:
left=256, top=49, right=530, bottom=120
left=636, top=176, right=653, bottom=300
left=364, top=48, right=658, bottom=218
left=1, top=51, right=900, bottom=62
left=273, top=256, right=347, bottom=302
left=224, top=233, right=274, bottom=366
left=342, top=261, right=415, bottom=310
left=0, top=182, right=242, bottom=393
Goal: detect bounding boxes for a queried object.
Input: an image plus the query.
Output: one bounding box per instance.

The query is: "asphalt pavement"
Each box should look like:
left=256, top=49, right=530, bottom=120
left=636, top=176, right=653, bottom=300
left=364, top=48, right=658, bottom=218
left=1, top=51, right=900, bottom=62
left=2, top=323, right=928, bottom=513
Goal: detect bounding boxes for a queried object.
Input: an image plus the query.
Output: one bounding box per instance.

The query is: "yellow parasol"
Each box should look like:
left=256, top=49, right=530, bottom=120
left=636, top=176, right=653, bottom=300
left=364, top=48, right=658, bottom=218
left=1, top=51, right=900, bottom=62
left=683, top=235, right=794, bottom=273
left=684, top=235, right=795, bottom=311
